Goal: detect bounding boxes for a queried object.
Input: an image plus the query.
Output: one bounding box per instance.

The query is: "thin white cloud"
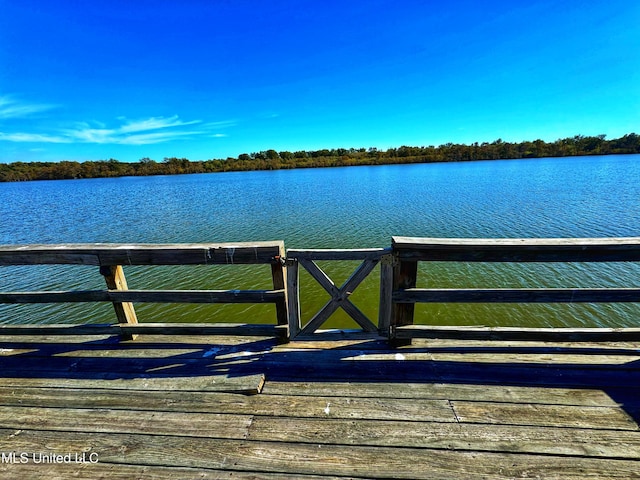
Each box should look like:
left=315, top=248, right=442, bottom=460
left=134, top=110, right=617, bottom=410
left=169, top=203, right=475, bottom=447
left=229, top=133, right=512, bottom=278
left=0, top=96, right=57, bottom=119
left=117, top=130, right=205, bottom=145
left=119, top=116, right=201, bottom=134
left=0, top=132, right=69, bottom=143
left=1, top=115, right=233, bottom=145
left=202, top=119, right=238, bottom=129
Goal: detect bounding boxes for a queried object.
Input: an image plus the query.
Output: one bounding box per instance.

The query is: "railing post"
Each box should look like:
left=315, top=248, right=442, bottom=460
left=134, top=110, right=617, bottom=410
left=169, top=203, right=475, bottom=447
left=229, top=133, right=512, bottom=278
left=271, top=245, right=289, bottom=343
left=100, top=265, right=138, bottom=341
left=389, top=256, right=417, bottom=347
left=285, top=257, right=301, bottom=339
left=378, top=253, right=394, bottom=336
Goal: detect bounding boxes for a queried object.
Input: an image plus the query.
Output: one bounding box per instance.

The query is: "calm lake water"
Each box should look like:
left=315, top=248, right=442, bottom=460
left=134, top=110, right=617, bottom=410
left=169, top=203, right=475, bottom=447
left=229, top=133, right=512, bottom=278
left=1, top=154, right=639, bottom=328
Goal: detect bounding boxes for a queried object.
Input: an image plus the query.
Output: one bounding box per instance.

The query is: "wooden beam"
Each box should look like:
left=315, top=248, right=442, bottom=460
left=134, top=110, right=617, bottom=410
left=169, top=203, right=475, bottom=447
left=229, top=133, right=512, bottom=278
left=394, top=325, right=640, bottom=341
left=378, top=254, right=394, bottom=335
left=0, top=323, right=282, bottom=337
left=285, top=259, right=301, bottom=339
left=287, top=248, right=389, bottom=261
left=271, top=244, right=289, bottom=342
left=0, top=289, right=286, bottom=304
left=100, top=265, right=138, bottom=340
left=392, top=236, right=640, bottom=262
left=0, top=241, right=285, bottom=266
left=394, top=288, right=640, bottom=303
left=390, top=257, right=417, bottom=347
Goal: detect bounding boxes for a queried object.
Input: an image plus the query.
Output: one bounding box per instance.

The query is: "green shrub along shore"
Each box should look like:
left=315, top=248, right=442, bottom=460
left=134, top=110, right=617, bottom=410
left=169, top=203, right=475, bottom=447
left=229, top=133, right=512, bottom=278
left=1, top=133, right=639, bottom=182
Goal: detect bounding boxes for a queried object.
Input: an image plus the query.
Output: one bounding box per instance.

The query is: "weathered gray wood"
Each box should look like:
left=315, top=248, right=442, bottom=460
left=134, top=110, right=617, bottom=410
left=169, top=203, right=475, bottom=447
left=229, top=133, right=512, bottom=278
left=298, top=258, right=379, bottom=335
left=0, top=405, right=254, bottom=438
left=389, top=257, right=417, bottom=347
left=394, top=325, right=640, bottom=341
left=0, top=376, right=270, bottom=394
left=0, top=323, right=281, bottom=337
left=0, top=387, right=457, bottom=421
left=450, top=399, right=640, bottom=430
left=388, top=237, right=640, bottom=346
left=285, top=259, right=301, bottom=338
left=0, top=241, right=285, bottom=266
left=247, top=416, right=640, bottom=458
left=392, top=236, right=640, bottom=262
left=261, top=381, right=631, bottom=407
left=298, top=257, right=338, bottom=296
left=271, top=243, right=289, bottom=340
left=0, top=463, right=336, bottom=480
left=0, top=242, right=288, bottom=340
left=378, top=254, right=394, bottom=335
left=0, top=289, right=285, bottom=304
left=299, top=298, right=377, bottom=335
left=265, top=348, right=640, bottom=367
left=3, top=428, right=640, bottom=479
left=1, top=405, right=639, bottom=459
left=394, top=287, right=640, bottom=303
left=287, top=248, right=389, bottom=261
left=0, top=332, right=639, bottom=479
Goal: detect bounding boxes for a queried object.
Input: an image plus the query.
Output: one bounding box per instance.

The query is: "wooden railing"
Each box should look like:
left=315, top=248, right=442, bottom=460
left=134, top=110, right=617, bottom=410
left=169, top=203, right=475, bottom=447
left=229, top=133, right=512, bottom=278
left=285, top=248, right=390, bottom=337
left=1, top=237, right=639, bottom=344
left=388, top=236, right=640, bottom=345
left=0, top=242, right=288, bottom=340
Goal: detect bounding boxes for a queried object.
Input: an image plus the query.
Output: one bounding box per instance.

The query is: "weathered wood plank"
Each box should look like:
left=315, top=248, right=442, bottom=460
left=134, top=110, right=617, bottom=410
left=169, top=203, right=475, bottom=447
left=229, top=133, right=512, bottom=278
left=451, top=400, right=640, bottom=430
left=0, top=323, right=281, bottom=337
left=247, top=416, right=640, bottom=459
left=0, top=289, right=286, bottom=304
left=0, top=242, right=285, bottom=266
left=394, top=287, right=640, bottom=303
left=285, top=259, right=301, bottom=338
left=378, top=254, right=394, bottom=334
left=0, top=463, right=350, bottom=480
left=407, top=337, right=640, bottom=351
left=261, top=381, right=633, bottom=407
left=0, top=373, right=265, bottom=394
left=3, top=344, right=638, bottom=372
left=1, top=405, right=639, bottom=460
left=2, top=428, right=639, bottom=479
left=392, top=236, right=640, bottom=262
left=287, top=248, right=389, bottom=261
left=270, top=243, right=288, bottom=335
left=427, top=362, right=640, bottom=388
left=0, top=387, right=457, bottom=422
left=395, top=325, right=640, bottom=342
left=264, top=348, right=640, bottom=367
left=0, top=405, right=253, bottom=439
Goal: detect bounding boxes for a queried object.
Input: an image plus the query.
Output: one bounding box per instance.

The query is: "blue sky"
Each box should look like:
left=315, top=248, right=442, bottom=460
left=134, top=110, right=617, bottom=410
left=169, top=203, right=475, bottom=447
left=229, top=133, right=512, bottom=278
left=1, top=0, right=638, bottom=163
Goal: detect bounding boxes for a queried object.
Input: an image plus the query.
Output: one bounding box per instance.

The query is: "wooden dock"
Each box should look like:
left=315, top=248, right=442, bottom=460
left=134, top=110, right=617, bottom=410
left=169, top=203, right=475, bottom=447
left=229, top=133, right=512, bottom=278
left=0, top=331, right=639, bottom=479
left=1, top=237, right=640, bottom=477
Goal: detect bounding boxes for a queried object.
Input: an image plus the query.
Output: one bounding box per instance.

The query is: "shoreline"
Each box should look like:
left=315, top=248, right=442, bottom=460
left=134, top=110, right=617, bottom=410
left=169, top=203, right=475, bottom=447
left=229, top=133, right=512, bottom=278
left=1, top=133, right=639, bottom=183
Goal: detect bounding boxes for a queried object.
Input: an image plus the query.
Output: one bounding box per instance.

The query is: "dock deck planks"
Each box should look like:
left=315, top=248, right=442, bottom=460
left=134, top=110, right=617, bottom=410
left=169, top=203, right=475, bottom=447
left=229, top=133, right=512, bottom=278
left=0, top=333, right=638, bottom=479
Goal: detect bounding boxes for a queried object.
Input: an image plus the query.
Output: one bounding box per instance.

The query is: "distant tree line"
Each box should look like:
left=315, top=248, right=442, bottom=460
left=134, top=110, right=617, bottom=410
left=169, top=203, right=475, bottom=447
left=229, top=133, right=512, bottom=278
left=1, top=133, right=639, bottom=182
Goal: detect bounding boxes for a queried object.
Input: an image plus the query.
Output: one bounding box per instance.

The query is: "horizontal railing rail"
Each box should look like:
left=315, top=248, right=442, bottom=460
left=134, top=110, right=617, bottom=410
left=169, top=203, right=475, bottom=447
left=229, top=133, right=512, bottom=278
left=388, top=236, right=640, bottom=345
left=0, top=242, right=288, bottom=340
left=0, top=242, right=286, bottom=265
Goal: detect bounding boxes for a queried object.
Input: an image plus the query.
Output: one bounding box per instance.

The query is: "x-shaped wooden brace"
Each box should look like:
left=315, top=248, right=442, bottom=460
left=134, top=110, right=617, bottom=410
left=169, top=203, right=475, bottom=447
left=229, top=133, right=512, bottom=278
left=298, top=257, right=379, bottom=335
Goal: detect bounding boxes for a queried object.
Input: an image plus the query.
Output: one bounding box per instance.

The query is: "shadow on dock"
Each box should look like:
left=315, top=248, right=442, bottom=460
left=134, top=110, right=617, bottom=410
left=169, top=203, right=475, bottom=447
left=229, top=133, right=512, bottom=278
left=0, top=334, right=638, bottom=425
